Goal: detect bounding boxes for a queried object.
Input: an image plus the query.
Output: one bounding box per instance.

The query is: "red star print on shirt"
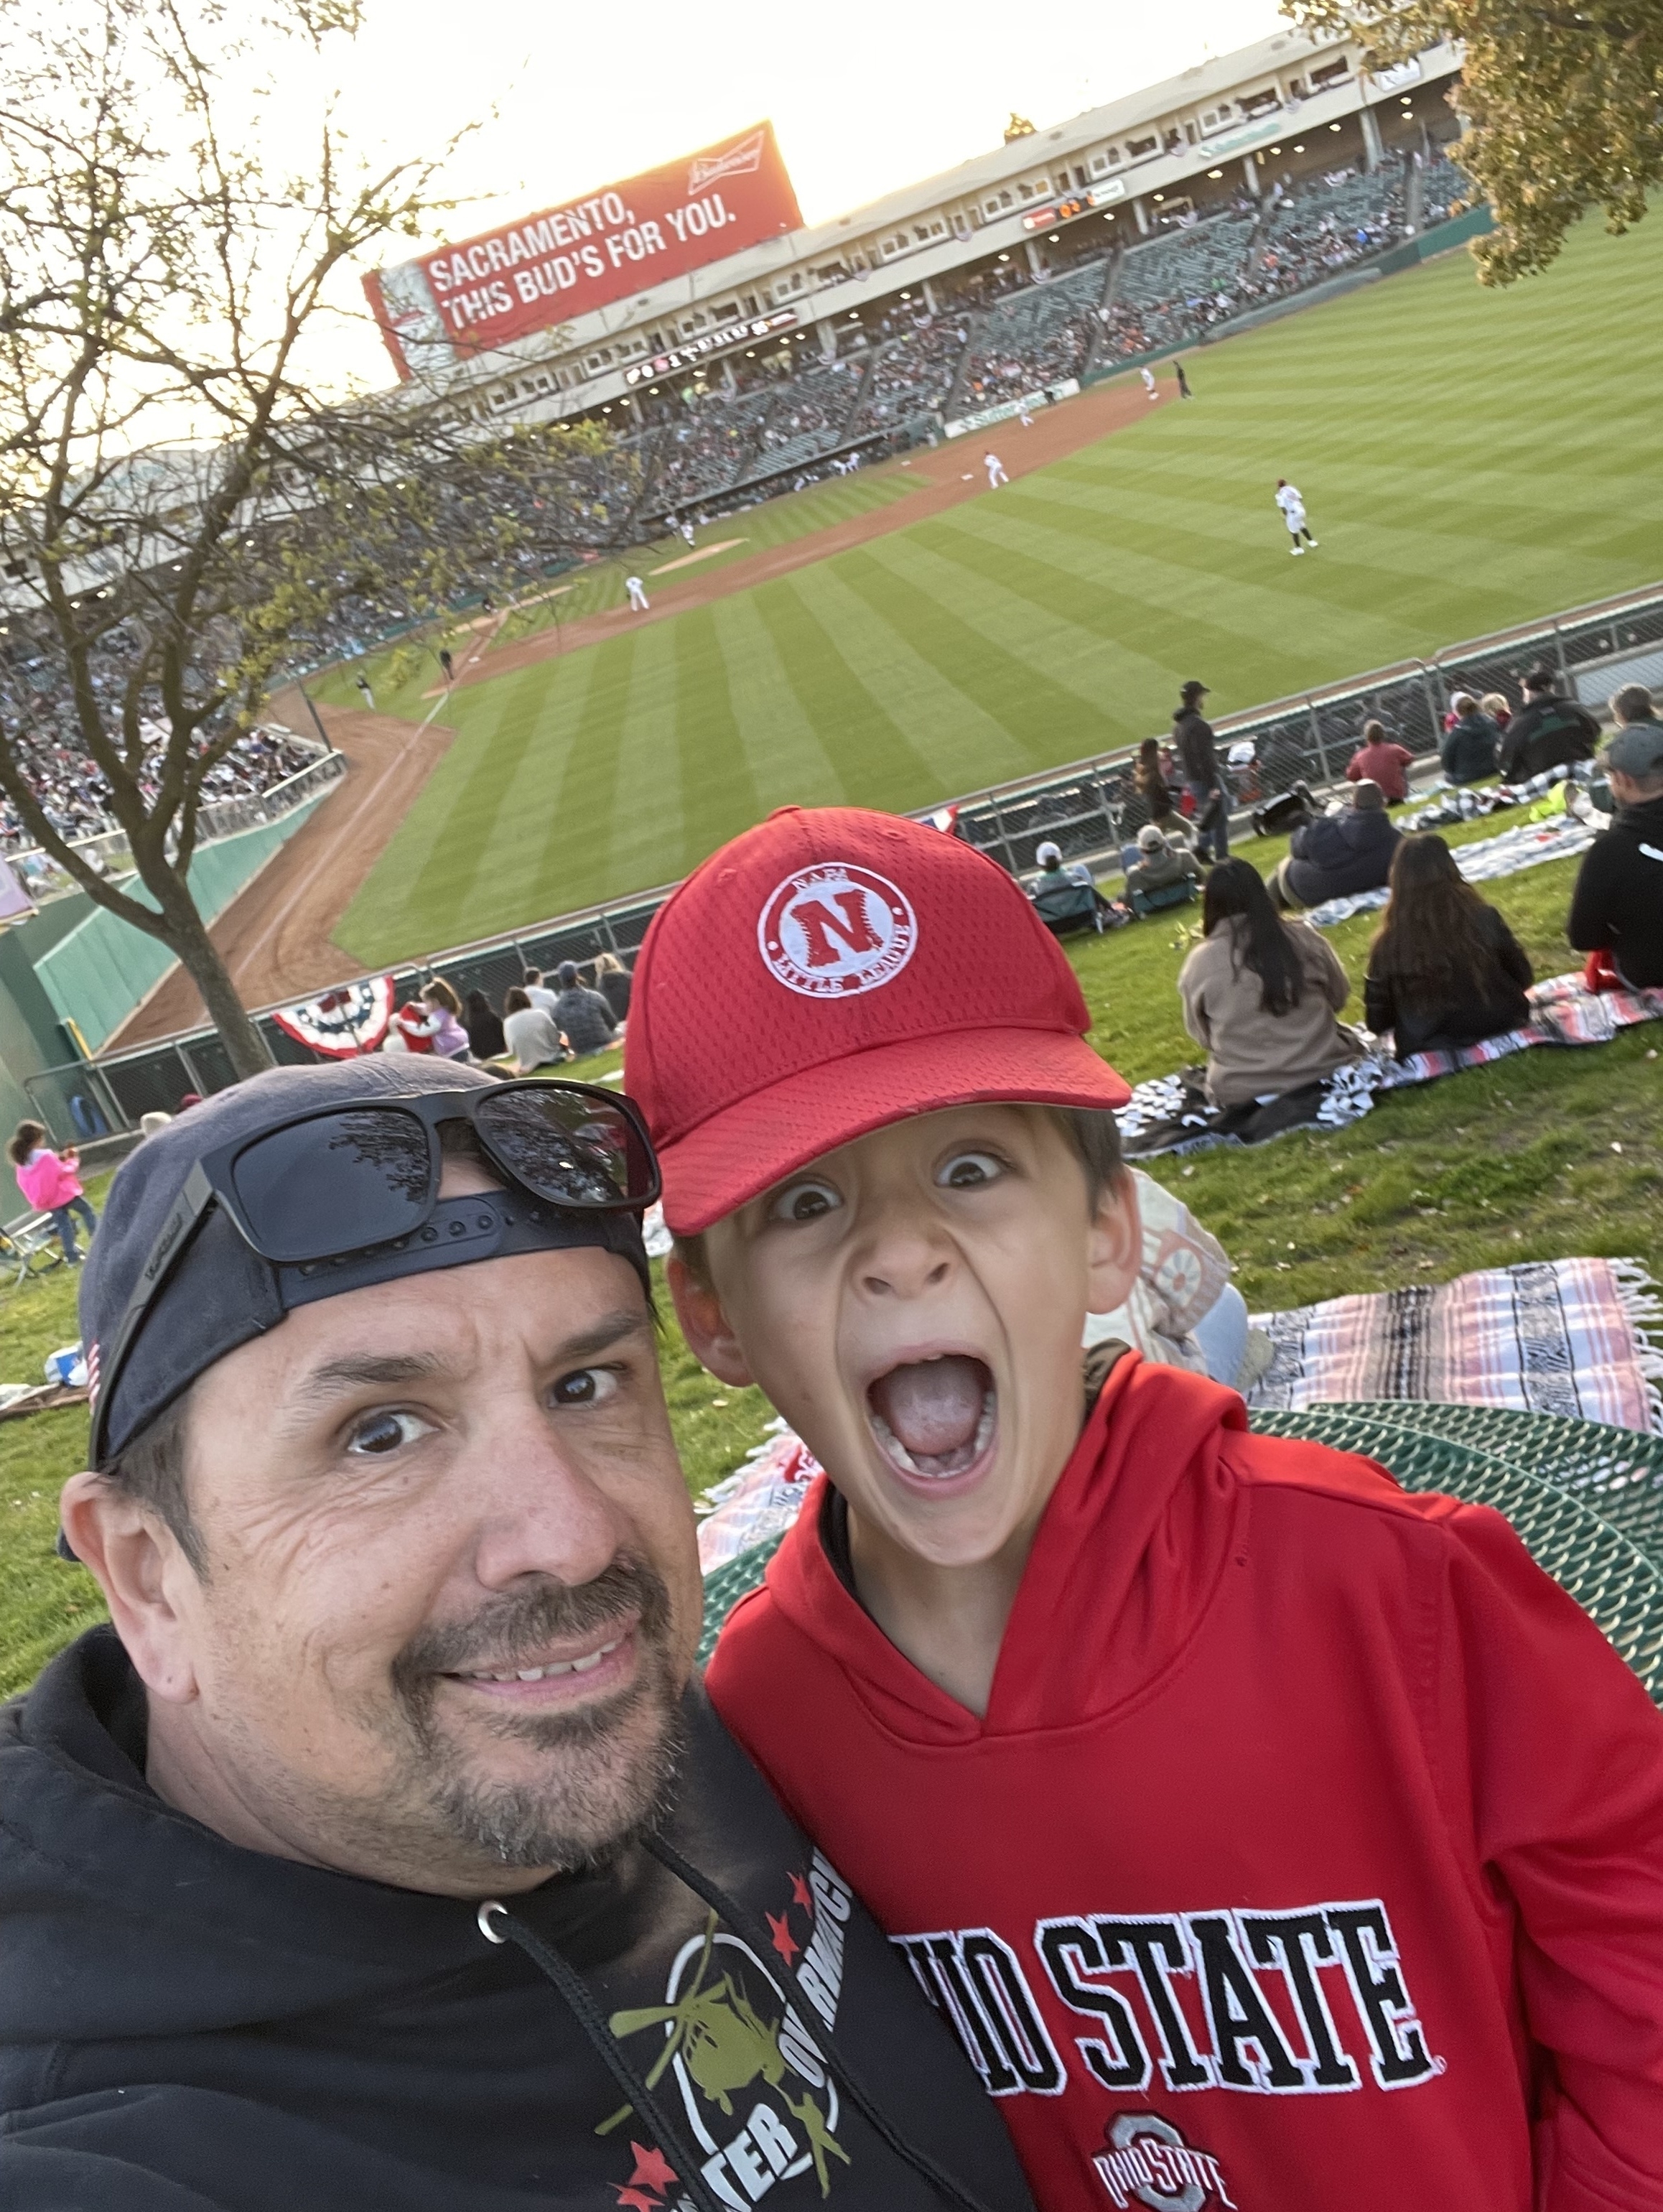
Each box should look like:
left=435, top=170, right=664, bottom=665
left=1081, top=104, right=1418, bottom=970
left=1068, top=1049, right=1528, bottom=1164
left=627, top=2144, right=677, bottom=2193
left=626, top=2143, right=677, bottom=2193
left=790, top=1872, right=814, bottom=1914
left=767, top=1909, right=802, bottom=1965
left=615, top=2190, right=659, bottom=2211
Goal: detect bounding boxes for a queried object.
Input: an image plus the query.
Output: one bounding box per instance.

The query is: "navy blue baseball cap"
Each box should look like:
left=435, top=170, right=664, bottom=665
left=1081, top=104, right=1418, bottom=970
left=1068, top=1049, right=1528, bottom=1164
left=80, top=1058, right=652, bottom=1471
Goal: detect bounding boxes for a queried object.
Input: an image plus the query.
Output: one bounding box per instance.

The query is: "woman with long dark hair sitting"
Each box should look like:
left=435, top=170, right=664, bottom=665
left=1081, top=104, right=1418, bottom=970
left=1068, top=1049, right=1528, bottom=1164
left=1364, top=834, right=1534, bottom=1056
left=1178, top=859, right=1363, bottom=1105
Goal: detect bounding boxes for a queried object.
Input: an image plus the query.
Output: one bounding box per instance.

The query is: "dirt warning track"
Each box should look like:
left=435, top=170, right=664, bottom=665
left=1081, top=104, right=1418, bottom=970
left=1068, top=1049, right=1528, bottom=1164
left=112, top=371, right=1166, bottom=1031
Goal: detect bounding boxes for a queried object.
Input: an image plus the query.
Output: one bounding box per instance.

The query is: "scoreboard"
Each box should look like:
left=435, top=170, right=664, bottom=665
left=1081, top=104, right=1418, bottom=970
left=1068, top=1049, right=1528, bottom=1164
left=1021, top=180, right=1127, bottom=233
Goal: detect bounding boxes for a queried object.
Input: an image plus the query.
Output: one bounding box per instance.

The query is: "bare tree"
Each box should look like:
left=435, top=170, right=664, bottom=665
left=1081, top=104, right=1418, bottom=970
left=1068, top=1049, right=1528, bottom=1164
left=0, top=0, right=636, bottom=1076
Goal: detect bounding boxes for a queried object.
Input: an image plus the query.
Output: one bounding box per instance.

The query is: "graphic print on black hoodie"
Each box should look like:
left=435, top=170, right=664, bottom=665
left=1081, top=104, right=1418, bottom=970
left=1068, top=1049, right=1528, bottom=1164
left=0, top=1626, right=1035, bottom=2212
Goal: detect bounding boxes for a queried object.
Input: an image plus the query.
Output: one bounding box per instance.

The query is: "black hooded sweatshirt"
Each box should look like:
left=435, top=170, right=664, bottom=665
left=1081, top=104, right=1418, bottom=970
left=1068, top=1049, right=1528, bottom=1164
left=0, top=1630, right=1035, bottom=2212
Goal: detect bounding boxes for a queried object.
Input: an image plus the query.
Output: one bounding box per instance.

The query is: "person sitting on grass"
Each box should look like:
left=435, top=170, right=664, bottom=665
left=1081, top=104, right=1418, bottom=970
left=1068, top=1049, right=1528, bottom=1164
left=461, top=985, right=506, bottom=1062
left=1364, top=833, right=1534, bottom=1056
left=1567, top=709, right=1663, bottom=991
left=592, top=949, right=633, bottom=1023
left=1029, top=842, right=1117, bottom=934
left=1178, top=858, right=1364, bottom=1107
left=623, top=804, right=1663, bottom=2212
left=1123, top=824, right=1201, bottom=914
left=419, top=979, right=470, bottom=1059
left=1499, top=666, right=1598, bottom=783
left=500, top=985, right=568, bottom=1075
left=549, top=961, right=618, bottom=1058
left=1439, top=692, right=1501, bottom=786
left=1345, top=717, right=1415, bottom=804
left=1268, top=779, right=1400, bottom=913
left=8, top=1120, right=96, bottom=1264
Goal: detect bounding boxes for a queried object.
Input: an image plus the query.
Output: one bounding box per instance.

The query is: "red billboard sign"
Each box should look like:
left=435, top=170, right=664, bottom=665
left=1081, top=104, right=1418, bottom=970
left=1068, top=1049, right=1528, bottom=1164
left=364, top=124, right=802, bottom=381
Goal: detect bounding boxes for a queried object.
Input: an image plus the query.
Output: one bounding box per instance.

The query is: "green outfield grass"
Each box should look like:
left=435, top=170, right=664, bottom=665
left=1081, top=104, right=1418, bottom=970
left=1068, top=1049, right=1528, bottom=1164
left=332, top=213, right=1663, bottom=967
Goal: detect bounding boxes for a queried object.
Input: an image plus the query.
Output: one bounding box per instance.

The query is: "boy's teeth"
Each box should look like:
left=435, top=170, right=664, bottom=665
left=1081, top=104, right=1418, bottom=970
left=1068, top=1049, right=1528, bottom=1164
left=470, top=1637, right=621, bottom=1684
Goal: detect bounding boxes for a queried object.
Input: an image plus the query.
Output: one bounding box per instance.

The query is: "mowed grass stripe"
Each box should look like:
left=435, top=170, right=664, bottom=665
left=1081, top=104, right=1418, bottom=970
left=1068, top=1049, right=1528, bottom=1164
left=750, top=576, right=939, bottom=809
left=671, top=607, right=762, bottom=880
left=360, top=664, right=558, bottom=948
left=596, top=620, right=688, bottom=902
left=790, top=560, right=1031, bottom=794
left=714, top=594, right=848, bottom=818
left=833, top=545, right=1101, bottom=773
left=529, top=635, right=635, bottom=919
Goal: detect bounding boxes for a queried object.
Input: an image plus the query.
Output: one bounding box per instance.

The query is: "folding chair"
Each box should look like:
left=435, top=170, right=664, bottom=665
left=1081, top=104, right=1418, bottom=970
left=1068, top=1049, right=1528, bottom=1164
left=0, top=1211, right=65, bottom=1291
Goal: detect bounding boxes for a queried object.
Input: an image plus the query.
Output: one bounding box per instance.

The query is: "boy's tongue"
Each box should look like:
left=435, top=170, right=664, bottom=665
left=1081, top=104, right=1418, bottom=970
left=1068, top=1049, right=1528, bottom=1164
left=869, top=1355, right=989, bottom=1460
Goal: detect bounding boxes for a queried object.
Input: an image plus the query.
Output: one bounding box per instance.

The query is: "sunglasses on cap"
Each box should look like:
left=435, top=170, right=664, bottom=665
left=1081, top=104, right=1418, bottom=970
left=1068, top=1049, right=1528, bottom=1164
left=89, top=1080, right=659, bottom=1468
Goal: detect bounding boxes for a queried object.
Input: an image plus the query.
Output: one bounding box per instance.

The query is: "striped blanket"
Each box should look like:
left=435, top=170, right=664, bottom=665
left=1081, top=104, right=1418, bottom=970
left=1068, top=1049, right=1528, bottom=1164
left=1302, top=811, right=1596, bottom=929
left=694, top=1258, right=1663, bottom=1569
left=1248, top=1258, right=1663, bottom=1435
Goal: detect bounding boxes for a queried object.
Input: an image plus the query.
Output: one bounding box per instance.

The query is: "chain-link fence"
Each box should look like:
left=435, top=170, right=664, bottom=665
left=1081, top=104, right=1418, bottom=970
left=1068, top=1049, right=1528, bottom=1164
left=22, top=580, right=1662, bottom=1140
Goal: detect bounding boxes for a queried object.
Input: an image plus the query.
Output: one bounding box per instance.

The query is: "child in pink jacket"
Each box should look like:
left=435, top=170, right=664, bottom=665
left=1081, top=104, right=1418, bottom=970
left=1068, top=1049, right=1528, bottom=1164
left=8, top=1120, right=96, bottom=1263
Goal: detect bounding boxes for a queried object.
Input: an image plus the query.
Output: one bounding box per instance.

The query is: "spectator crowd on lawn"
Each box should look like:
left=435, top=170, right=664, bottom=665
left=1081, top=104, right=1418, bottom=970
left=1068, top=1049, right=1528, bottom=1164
left=393, top=959, right=630, bottom=1072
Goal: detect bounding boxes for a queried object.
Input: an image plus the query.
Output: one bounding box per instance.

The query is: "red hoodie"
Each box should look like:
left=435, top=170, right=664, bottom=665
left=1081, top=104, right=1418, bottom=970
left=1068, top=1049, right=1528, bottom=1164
left=707, top=1355, right=1663, bottom=2212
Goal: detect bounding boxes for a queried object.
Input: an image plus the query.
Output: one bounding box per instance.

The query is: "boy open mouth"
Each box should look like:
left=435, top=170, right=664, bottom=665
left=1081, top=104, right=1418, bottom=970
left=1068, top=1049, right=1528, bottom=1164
left=867, top=1354, right=997, bottom=1482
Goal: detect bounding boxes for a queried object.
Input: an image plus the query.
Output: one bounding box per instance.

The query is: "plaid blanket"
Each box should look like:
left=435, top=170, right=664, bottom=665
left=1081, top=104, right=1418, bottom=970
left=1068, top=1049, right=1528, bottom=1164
left=1248, top=1258, right=1663, bottom=1435
left=1117, top=971, right=1663, bottom=1161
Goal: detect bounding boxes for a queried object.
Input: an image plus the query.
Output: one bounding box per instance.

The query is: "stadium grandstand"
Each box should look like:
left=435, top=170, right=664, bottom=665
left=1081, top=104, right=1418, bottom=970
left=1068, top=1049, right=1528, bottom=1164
left=420, top=27, right=1463, bottom=481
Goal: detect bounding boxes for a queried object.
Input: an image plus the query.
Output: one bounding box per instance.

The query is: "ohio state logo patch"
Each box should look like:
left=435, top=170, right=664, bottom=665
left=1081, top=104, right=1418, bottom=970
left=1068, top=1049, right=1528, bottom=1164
left=758, top=863, right=917, bottom=998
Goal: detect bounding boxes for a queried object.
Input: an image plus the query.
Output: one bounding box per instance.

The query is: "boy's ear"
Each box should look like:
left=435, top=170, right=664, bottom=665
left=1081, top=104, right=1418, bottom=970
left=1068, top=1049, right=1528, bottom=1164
left=1085, top=1171, right=1142, bottom=1318
left=666, top=1255, right=755, bottom=1388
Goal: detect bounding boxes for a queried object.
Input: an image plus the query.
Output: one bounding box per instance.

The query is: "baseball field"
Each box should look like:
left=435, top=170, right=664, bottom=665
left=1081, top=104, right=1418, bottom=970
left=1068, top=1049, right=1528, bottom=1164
left=327, top=213, right=1663, bottom=969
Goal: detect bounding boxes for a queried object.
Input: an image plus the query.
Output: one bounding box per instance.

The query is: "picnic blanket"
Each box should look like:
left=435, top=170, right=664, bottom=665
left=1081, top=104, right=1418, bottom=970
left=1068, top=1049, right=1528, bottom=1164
left=1247, top=1258, right=1663, bottom=1435
left=695, top=1258, right=1663, bottom=1568
left=1301, top=812, right=1596, bottom=929
left=1116, top=970, right=1663, bottom=1161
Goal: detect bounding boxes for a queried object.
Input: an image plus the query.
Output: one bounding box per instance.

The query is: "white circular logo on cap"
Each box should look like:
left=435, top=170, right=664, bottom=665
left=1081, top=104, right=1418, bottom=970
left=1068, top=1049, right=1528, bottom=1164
left=758, top=863, right=918, bottom=998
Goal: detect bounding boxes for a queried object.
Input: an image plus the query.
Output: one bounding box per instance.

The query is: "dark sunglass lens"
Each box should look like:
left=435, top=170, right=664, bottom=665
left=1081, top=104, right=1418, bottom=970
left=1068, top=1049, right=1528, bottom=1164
left=478, top=1089, right=652, bottom=1209
left=230, top=1110, right=433, bottom=1263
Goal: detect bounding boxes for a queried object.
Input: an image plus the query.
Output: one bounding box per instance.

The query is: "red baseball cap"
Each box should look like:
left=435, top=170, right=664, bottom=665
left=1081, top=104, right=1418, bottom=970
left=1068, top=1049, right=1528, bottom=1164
left=624, top=807, right=1130, bottom=1235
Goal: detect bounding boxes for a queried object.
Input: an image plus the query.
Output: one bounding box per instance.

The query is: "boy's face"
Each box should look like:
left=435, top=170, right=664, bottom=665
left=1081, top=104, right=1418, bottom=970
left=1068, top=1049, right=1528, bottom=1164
left=672, top=1105, right=1140, bottom=1571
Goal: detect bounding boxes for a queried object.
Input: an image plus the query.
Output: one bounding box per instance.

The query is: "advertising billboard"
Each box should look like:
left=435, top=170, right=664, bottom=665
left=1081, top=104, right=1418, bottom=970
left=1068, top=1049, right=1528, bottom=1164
left=364, top=123, right=802, bottom=381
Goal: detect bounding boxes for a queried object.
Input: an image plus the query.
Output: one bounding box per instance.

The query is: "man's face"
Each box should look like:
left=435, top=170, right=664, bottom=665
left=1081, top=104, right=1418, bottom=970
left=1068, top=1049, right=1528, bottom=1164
left=680, top=1106, right=1138, bottom=1574
left=128, top=1185, right=699, bottom=1896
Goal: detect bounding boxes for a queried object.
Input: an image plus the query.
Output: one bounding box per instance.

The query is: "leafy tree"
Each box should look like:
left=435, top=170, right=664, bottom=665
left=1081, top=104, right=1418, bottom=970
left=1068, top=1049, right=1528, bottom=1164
left=0, top=0, right=632, bottom=1077
left=1284, top=1, right=1663, bottom=282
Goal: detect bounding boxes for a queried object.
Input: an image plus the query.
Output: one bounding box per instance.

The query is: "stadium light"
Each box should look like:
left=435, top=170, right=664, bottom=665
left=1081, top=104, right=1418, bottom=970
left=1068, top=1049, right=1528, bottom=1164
left=1294, top=143, right=1305, bottom=152
left=1270, top=145, right=1282, bottom=154
left=998, top=252, right=1010, bottom=260
left=1208, top=169, right=1223, bottom=179
left=1329, top=123, right=1341, bottom=132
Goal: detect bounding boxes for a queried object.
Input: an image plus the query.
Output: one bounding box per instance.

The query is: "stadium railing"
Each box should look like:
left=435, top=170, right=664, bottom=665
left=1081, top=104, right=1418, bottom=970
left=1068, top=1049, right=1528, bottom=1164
left=21, top=579, right=1663, bottom=1139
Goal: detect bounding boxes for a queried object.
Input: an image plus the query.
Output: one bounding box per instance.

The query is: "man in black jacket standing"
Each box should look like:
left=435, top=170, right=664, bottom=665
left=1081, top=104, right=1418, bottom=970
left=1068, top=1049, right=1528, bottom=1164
left=1173, top=678, right=1230, bottom=862
left=1567, top=706, right=1663, bottom=989
left=0, top=1061, right=1036, bottom=2212
left=1499, top=666, right=1599, bottom=782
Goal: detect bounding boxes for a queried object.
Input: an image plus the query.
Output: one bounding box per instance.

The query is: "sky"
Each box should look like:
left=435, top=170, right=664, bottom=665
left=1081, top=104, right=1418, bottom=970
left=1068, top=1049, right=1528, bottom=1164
left=296, top=0, right=1290, bottom=384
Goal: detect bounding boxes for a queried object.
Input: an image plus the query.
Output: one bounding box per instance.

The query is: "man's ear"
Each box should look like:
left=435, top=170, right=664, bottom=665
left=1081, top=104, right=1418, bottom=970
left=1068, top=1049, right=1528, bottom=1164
left=666, top=1255, right=755, bottom=1388
left=1085, top=1171, right=1142, bottom=1318
left=59, top=1474, right=202, bottom=1706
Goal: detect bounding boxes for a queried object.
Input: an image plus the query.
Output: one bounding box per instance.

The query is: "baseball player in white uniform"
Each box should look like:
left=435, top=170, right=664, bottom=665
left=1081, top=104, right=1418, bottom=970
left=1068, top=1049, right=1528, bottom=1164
left=625, top=575, right=651, bottom=612
left=1275, top=478, right=1318, bottom=554
left=1140, top=367, right=1157, bottom=400
left=984, top=452, right=1008, bottom=488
